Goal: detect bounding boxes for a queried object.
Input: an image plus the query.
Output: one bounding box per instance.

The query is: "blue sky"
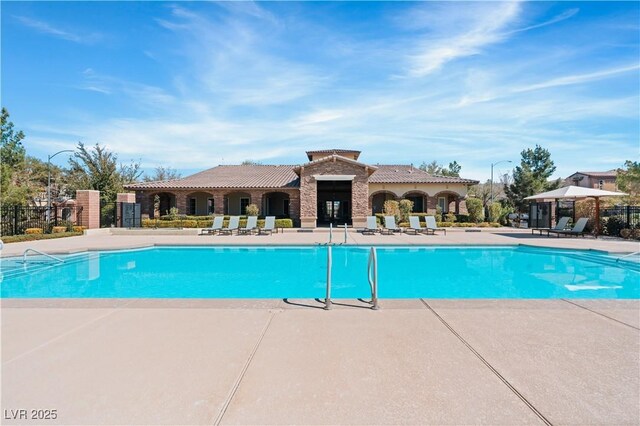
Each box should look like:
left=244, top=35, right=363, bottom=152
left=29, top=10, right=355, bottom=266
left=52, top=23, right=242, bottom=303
left=2, top=1, right=638, bottom=181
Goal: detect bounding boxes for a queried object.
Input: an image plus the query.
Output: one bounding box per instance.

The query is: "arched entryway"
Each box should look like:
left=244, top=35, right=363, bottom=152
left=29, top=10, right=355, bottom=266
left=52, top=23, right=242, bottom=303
left=224, top=192, right=251, bottom=215
left=262, top=192, right=290, bottom=218
left=434, top=191, right=462, bottom=214
left=370, top=191, right=397, bottom=214
left=402, top=191, right=429, bottom=213
left=151, top=192, right=176, bottom=218
left=185, top=192, right=214, bottom=216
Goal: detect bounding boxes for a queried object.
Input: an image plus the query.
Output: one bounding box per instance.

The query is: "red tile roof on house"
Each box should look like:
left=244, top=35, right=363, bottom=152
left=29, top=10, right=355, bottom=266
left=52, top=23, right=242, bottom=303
left=126, top=162, right=478, bottom=190
left=370, top=165, right=479, bottom=184
left=571, top=170, right=618, bottom=178
left=125, top=165, right=300, bottom=190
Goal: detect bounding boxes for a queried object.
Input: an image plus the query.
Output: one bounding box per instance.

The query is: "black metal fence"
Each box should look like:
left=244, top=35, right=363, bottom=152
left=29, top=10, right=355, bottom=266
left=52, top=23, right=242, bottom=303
left=0, top=205, right=84, bottom=236
left=601, top=205, right=640, bottom=229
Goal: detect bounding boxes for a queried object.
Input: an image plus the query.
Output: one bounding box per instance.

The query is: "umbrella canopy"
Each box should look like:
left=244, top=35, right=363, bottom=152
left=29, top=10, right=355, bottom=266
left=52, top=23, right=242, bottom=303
left=524, top=185, right=627, bottom=236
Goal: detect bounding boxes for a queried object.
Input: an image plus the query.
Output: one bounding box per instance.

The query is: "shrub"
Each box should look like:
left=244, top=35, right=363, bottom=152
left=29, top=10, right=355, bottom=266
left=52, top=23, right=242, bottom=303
left=435, top=205, right=443, bottom=221
left=25, top=228, right=43, bottom=234
left=51, top=226, right=67, bottom=233
left=620, top=228, right=632, bottom=239
left=455, top=214, right=469, bottom=222
left=2, top=231, right=83, bottom=243
left=466, top=198, right=484, bottom=223
left=72, top=226, right=86, bottom=232
left=245, top=204, right=259, bottom=216
left=604, top=217, right=626, bottom=237
left=383, top=200, right=400, bottom=222
left=444, top=212, right=457, bottom=223
left=168, top=207, right=179, bottom=220
left=398, top=199, right=414, bottom=223
left=488, top=203, right=503, bottom=223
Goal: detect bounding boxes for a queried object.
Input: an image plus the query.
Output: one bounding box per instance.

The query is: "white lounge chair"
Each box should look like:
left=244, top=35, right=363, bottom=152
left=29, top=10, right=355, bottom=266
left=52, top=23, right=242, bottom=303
left=238, top=216, right=258, bottom=235
left=546, top=217, right=589, bottom=238
left=424, top=215, right=446, bottom=235
left=200, top=216, right=223, bottom=235
left=406, top=216, right=424, bottom=235
left=220, top=216, right=240, bottom=235
left=382, top=216, right=401, bottom=235
left=258, top=216, right=276, bottom=235
left=532, top=217, right=569, bottom=236
left=362, top=216, right=379, bottom=235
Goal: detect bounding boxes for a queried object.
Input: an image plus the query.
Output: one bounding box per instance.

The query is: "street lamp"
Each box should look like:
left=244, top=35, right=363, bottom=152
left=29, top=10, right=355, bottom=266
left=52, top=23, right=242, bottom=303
left=47, top=149, right=74, bottom=224
left=490, top=160, right=512, bottom=205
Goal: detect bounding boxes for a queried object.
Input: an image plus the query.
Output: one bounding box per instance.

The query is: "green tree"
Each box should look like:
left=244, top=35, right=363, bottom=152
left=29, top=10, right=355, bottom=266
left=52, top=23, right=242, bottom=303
left=419, top=160, right=461, bottom=176
left=66, top=142, right=141, bottom=204
left=465, top=197, right=485, bottom=223
left=504, top=145, right=560, bottom=211
left=143, top=166, right=181, bottom=182
left=0, top=108, right=27, bottom=204
left=617, top=161, right=640, bottom=203
left=419, top=160, right=441, bottom=175
left=398, top=199, right=414, bottom=223
left=241, top=159, right=262, bottom=165
left=443, top=161, right=461, bottom=177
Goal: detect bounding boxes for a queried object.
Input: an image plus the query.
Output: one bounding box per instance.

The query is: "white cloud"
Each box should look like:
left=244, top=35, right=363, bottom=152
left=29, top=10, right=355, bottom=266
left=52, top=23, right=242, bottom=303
left=14, top=15, right=102, bottom=44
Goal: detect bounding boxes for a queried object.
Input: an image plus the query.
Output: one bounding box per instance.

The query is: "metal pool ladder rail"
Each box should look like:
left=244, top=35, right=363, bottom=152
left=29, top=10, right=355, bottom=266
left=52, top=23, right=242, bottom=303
left=325, top=245, right=332, bottom=310
left=22, top=248, right=64, bottom=264
left=616, top=251, right=640, bottom=262
left=367, top=247, right=379, bottom=310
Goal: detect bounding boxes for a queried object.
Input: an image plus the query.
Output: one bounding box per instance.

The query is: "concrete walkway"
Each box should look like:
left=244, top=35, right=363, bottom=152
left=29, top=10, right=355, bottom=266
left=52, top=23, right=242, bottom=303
left=2, top=298, right=638, bottom=425
left=1, top=229, right=639, bottom=424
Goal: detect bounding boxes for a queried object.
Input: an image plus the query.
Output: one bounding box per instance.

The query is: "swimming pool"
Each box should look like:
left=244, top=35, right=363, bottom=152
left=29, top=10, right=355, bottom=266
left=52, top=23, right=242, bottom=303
left=1, top=246, right=638, bottom=299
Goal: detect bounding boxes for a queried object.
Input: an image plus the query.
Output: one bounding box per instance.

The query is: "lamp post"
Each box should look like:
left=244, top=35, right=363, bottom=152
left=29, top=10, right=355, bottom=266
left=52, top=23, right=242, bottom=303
left=47, top=149, right=74, bottom=225
left=490, top=160, right=512, bottom=205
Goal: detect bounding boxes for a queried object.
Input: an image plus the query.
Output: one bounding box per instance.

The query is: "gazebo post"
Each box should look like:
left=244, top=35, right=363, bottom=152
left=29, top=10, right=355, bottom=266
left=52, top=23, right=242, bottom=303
left=594, top=197, right=601, bottom=237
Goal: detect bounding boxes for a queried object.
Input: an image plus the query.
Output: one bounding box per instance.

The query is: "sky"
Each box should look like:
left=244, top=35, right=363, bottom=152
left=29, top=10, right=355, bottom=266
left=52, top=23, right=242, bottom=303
left=1, top=1, right=639, bottom=182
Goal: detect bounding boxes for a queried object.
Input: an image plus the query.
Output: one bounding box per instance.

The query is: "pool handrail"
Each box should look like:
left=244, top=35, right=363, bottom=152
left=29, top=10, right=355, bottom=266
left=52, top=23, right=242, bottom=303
left=367, top=247, right=379, bottom=310
left=343, top=223, right=348, bottom=244
left=22, top=248, right=64, bottom=264
left=616, top=251, right=640, bottom=262
left=325, top=245, right=332, bottom=310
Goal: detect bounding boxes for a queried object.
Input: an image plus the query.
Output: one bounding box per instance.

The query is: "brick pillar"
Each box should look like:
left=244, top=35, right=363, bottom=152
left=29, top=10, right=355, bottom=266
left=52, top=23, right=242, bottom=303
left=76, top=190, right=100, bottom=229
left=117, top=193, right=136, bottom=203
left=213, top=192, right=225, bottom=215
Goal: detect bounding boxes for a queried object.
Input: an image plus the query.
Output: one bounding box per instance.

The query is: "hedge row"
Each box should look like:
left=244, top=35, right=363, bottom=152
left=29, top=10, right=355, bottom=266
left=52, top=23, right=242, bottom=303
left=158, top=214, right=291, bottom=221
left=1, top=231, right=84, bottom=244
left=142, top=218, right=294, bottom=229
left=397, top=221, right=502, bottom=228
left=374, top=213, right=471, bottom=223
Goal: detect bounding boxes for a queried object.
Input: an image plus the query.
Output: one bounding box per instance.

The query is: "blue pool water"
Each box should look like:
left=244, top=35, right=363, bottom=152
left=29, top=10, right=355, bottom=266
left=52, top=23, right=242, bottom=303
left=0, top=246, right=638, bottom=299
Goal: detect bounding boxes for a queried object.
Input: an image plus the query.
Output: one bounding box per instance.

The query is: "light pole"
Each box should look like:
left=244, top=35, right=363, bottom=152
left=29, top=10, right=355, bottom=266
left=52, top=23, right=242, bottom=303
left=47, top=149, right=74, bottom=225
left=490, top=160, right=512, bottom=205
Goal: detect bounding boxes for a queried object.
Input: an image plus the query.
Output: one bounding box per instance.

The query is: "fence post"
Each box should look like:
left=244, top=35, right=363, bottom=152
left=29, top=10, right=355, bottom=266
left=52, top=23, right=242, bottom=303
left=626, top=205, right=631, bottom=228
left=13, top=205, right=19, bottom=235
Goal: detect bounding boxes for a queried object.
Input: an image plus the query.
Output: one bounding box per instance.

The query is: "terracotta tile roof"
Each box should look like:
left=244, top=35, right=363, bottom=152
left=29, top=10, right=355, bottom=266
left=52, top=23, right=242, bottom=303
left=293, top=154, right=376, bottom=175
left=572, top=170, right=618, bottom=178
left=370, top=165, right=479, bottom=184
left=125, top=165, right=299, bottom=190
left=126, top=162, right=478, bottom=190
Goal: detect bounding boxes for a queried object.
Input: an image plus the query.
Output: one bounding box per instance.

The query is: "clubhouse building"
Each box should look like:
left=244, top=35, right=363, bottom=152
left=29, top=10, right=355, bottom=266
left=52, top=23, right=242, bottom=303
left=126, top=149, right=479, bottom=228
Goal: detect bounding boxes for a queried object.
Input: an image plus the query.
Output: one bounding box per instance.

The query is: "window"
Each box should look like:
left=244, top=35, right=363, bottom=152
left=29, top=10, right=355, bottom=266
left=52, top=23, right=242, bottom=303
left=598, top=180, right=604, bottom=189
left=207, top=198, right=214, bottom=214
left=438, top=197, right=447, bottom=213
left=189, top=198, right=197, bottom=215
left=240, top=197, right=250, bottom=215
left=407, top=195, right=424, bottom=213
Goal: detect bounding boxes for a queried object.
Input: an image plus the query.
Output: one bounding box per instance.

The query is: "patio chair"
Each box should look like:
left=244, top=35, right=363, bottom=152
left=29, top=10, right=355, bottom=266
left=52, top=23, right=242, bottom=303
left=405, top=216, right=424, bottom=235
left=238, top=216, right=258, bottom=235
left=546, top=217, right=589, bottom=238
left=362, top=216, right=379, bottom=235
left=531, top=217, right=570, bottom=236
left=200, top=216, right=224, bottom=235
left=424, top=215, right=446, bottom=235
left=219, top=216, right=240, bottom=235
left=258, top=216, right=276, bottom=235
left=381, top=216, right=401, bottom=235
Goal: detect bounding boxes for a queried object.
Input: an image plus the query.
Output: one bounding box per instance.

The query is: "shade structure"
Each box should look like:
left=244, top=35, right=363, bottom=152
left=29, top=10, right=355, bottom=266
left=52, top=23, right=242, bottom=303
left=524, top=185, right=628, bottom=236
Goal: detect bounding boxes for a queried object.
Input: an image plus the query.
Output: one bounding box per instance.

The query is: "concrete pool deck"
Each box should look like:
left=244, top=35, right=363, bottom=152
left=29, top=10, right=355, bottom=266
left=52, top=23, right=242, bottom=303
left=1, top=229, right=639, bottom=425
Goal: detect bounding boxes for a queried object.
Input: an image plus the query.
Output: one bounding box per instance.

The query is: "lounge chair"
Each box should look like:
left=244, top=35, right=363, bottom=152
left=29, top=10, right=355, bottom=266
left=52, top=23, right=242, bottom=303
left=219, top=216, right=240, bottom=235
left=258, top=216, right=276, bottom=235
left=362, top=216, right=379, bottom=235
left=381, top=216, right=401, bottom=235
left=546, top=217, right=589, bottom=238
left=200, top=216, right=223, bottom=235
left=405, top=216, right=424, bottom=235
left=531, top=217, right=570, bottom=236
left=238, top=216, right=258, bottom=235
left=424, top=215, right=446, bottom=235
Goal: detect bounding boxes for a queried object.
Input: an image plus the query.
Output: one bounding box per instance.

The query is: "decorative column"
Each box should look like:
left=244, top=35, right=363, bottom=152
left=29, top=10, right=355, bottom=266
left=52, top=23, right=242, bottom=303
left=76, top=190, right=100, bottom=229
